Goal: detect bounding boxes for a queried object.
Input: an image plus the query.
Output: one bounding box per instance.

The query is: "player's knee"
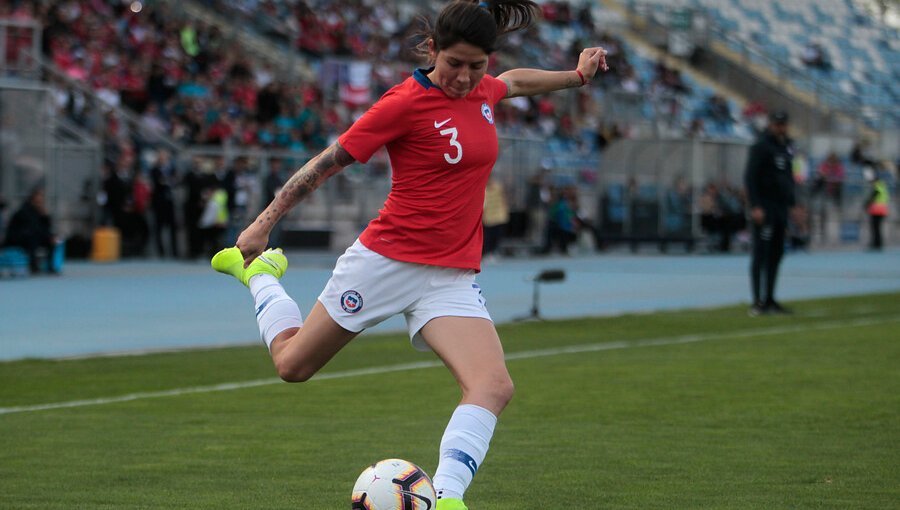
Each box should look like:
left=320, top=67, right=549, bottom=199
left=495, top=375, right=515, bottom=408
left=277, top=366, right=314, bottom=383
left=274, top=358, right=316, bottom=383
left=467, top=374, right=515, bottom=412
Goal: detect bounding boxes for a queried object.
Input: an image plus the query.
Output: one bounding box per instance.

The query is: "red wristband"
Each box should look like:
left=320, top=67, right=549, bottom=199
left=575, top=69, right=587, bottom=86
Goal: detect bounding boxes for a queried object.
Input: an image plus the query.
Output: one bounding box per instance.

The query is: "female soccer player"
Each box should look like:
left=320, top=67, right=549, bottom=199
left=212, top=1, right=607, bottom=508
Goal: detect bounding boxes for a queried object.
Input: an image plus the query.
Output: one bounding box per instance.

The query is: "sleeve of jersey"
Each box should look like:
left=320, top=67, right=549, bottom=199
left=488, top=75, right=508, bottom=106
left=337, top=89, right=409, bottom=164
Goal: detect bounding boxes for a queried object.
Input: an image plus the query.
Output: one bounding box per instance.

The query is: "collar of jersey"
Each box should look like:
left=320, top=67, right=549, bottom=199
left=413, top=67, right=439, bottom=90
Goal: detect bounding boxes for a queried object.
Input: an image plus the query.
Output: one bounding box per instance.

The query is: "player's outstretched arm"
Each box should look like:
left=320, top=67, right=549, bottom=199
left=236, top=142, right=356, bottom=266
left=498, top=46, right=608, bottom=98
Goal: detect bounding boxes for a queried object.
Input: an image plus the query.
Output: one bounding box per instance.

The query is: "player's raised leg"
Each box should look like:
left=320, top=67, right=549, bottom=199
left=212, top=246, right=301, bottom=347
left=269, top=301, right=358, bottom=382
left=212, top=246, right=357, bottom=382
left=421, top=317, right=514, bottom=510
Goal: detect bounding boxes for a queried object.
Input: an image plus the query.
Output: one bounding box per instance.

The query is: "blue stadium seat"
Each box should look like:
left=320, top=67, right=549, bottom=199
left=605, top=183, right=626, bottom=223
left=639, top=0, right=899, bottom=128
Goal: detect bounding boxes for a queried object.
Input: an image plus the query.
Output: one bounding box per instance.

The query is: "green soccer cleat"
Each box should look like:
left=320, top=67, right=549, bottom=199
left=211, top=247, right=287, bottom=287
left=436, top=498, right=468, bottom=510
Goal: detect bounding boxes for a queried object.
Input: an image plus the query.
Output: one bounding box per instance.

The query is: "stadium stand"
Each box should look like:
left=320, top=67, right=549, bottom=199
left=627, top=0, right=900, bottom=129
left=194, top=0, right=751, bottom=149
left=0, top=0, right=895, bottom=258
left=3, top=0, right=755, bottom=173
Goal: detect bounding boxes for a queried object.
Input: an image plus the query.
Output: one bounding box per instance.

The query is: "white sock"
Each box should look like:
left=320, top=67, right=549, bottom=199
left=249, top=274, right=302, bottom=350
left=432, top=404, right=498, bottom=501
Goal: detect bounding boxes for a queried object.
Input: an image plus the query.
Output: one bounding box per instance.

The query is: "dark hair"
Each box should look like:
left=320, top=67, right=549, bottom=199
left=416, top=0, right=539, bottom=60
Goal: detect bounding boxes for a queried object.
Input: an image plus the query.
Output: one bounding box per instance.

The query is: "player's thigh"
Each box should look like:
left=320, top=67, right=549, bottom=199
left=271, top=301, right=359, bottom=381
left=419, top=316, right=513, bottom=413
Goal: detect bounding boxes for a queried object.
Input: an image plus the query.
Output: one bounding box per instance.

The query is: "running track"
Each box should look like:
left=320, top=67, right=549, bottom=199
left=2, top=247, right=898, bottom=361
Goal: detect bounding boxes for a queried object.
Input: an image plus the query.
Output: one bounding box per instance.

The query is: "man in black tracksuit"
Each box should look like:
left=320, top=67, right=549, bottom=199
left=744, top=111, right=796, bottom=315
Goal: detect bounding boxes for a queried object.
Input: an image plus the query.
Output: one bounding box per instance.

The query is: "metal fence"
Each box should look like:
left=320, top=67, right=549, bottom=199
left=593, top=138, right=749, bottom=246
left=0, top=82, right=102, bottom=239
left=0, top=83, right=48, bottom=198
left=595, top=137, right=899, bottom=248
left=172, top=135, right=578, bottom=250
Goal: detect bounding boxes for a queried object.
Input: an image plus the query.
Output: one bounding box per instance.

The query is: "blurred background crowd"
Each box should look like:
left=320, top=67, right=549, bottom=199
left=0, top=0, right=897, bottom=273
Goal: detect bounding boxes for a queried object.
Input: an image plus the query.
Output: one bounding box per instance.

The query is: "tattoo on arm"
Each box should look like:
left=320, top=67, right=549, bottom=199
left=256, top=142, right=355, bottom=227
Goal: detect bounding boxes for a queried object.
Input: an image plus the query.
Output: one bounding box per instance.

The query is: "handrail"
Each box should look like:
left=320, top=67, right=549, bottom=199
left=54, top=116, right=100, bottom=145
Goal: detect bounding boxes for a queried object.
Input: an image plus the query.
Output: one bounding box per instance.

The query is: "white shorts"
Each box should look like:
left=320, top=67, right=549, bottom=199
left=318, top=239, right=492, bottom=351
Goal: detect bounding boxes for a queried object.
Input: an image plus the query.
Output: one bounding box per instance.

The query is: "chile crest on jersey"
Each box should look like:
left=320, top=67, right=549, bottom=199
left=481, top=102, right=494, bottom=125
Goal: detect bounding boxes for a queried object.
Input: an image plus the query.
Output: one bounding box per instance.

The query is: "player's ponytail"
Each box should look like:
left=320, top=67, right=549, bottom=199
left=415, top=0, right=539, bottom=60
left=477, top=0, right=539, bottom=36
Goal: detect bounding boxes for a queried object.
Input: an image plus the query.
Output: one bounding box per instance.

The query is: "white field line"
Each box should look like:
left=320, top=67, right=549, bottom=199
left=1, top=315, right=897, bottom=416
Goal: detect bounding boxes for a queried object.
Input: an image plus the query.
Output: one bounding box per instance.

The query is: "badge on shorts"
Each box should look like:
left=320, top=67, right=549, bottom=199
left=340, top=290, right=364, bottom=313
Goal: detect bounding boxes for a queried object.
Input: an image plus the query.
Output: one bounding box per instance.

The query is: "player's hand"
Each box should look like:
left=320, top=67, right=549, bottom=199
left=235, top=223, right=270, bottom=268
left=577, top=47, right=609, bottom=82
left=751, top=207, right=765, bottom=225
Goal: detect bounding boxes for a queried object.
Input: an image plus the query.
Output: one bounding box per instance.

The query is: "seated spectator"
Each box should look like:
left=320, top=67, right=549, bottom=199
left=850, top=139, right=877, bottom=168
left=595, top=123, right=623, bottom=152
left=699, top=182, right=745, bottom=252
left=664, top=177, right=692, bottom=236
left=3, top=187, right=59, bottom=274
left=788, top=203, right=810, bottom=251
left=687, top=117, right=705, bottom=138
left=704, top=94, right=733, bottom=135
left=801, top=42, right=830, bottom=70
left=542, top=186, right=582, bottom=255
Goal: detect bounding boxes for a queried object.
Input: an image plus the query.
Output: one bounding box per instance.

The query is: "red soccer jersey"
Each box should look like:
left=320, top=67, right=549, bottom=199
left=338, top=69, right=508, bottom=271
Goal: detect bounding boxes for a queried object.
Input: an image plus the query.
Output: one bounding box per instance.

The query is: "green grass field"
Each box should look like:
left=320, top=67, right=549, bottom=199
left=2, top=292, right=899, bottom=509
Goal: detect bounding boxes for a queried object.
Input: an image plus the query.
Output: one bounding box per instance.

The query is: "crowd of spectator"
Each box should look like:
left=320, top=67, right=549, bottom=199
left=1, top=0, right=850, bottom=262
left=6, top=0, right=756, bottom=168
left=36, top=0, right=344, bottom=155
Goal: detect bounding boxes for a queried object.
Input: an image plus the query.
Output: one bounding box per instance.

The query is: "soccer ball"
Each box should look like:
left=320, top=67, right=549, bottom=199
left=351, top=458, right=436, bottom=510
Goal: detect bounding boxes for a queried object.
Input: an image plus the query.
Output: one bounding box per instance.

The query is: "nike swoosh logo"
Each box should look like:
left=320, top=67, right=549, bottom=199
left=434, top=118, right=451, bottom=128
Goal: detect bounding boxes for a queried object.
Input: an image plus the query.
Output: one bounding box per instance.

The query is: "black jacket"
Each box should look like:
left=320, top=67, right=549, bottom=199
left=4, top=201, right=53, bottom=249
left=744, top=130, right=796, bottom=222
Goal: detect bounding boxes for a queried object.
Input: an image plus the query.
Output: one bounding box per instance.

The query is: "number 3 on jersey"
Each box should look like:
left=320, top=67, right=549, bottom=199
left=439, top=127, right=462, bottom=164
